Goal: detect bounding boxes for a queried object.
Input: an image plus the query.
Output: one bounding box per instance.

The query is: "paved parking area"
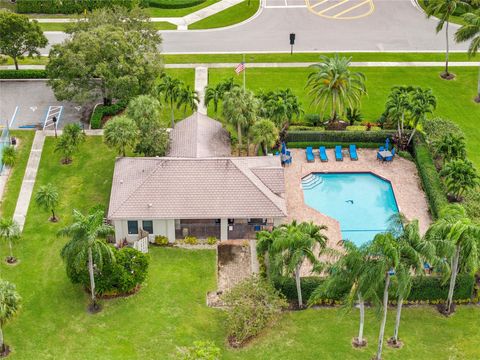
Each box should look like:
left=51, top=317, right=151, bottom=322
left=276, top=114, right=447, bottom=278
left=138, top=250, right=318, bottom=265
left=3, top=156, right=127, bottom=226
left=306, top=0, right=374, bottom=19
left=264, top=0, right=306, bottom=8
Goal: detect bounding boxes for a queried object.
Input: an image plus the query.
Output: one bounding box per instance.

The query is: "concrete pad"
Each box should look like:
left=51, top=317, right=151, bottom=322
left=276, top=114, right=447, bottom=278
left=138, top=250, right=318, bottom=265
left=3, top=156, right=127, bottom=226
left=195, top=67, right=208, bottom=115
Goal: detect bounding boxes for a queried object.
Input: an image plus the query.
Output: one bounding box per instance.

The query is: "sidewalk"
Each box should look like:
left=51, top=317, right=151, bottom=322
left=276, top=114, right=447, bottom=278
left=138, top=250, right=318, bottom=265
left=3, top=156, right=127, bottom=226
left=32, top=0, right=244, bottom=30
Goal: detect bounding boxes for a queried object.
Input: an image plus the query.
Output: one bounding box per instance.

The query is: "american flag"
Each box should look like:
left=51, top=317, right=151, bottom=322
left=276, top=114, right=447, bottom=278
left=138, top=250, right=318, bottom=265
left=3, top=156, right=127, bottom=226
left=235, top=62, right=245, bottom=74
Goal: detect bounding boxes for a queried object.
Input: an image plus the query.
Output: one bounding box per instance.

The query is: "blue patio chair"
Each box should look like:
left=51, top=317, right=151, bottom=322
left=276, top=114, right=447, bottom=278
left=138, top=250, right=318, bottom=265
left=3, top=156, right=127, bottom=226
left=385, top=147, right=396, bottom=162
left=319, top=146, right=328, bottom=162
left=305, top=147, right=314, bottom=162
left=335, top=145, right=343, bottom=161
left=377, top=151, right=383, bottom=161
left=379, top=146, right=385, bottom=152
left=349, top=144, right=358, bottom=161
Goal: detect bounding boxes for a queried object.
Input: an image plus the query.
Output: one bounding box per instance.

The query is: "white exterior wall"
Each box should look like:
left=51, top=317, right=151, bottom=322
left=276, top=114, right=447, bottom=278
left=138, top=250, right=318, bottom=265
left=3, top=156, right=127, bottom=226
left=113, top=219, right=176, bottom=244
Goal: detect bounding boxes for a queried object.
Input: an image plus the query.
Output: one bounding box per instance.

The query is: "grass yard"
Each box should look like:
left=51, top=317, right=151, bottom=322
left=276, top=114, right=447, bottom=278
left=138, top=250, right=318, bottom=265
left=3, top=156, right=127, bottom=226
left=188, top=0, right=260, bottom=29
left=37, top=21, right=177, bottom=31
left=207, top=66, right=480, bottom=167
left=0, top=137, right=478, bottom=359
left=146, top=0, right=219, bottom=17
left=0, top=131, right=34, bottom=218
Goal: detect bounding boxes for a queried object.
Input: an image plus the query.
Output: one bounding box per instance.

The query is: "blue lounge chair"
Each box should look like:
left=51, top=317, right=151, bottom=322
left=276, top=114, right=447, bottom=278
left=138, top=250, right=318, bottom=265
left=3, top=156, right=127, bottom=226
left=349, top=144, right=358, bottom=161
left=319, top=146, right=328, bottom=162
left=305, top=147, right=314, bottom=162
left=335, top=146, right=343, bottom=161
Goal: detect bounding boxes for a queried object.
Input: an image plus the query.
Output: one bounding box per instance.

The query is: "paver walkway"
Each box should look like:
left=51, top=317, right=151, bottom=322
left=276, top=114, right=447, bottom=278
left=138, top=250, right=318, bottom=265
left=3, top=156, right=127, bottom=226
left=195, top=67, right=208, bottom=114
left=12, top=130, right=103, bottom=232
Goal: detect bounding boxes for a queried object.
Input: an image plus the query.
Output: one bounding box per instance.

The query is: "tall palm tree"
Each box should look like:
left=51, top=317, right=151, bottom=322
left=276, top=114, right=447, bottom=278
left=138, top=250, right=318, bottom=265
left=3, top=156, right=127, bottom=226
left=384, top=86, right=413, bottom=142
left=59, top=208, right=115, bottom=312
left=407, top=87, right=437, bottom=145
left=261, top=89, right=303, bottom=132
left=249, top=119, right=279, bottom=155
left=177, top=85, right=199, bottom=116
left=365, top=233, right=399, bottom=360
left=310, top=240, right=373, bottom=347
left=440, top=159, right=479, bottom=200
left=425, top=204, right=480, bottom=314
left=306, top=55, right=366, bottom=122
left=103, top=115, right=139, bottom=157
left=426, top=0, right=471, bottom=78
left=0, top=218, right=21, bottom=263
left=0, top=279, right=21, bottom=355
left=157, top=73, right=183, bottom=128
left=271, top=220, right=328, bottom=308
left=433, top=133, right=467, bottom=164
left=222, top=87, right=258, bottom=156
left=455, top=11, right=480, bottom=102
left=35, top=183, right=60, bottom=222
left=204, top=77, right=239, bottom=115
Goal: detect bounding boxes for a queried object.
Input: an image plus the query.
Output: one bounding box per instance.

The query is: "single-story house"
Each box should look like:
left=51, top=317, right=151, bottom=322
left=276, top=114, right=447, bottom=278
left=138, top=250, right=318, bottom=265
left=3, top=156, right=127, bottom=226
left=107, top=113, right=287, bottom=244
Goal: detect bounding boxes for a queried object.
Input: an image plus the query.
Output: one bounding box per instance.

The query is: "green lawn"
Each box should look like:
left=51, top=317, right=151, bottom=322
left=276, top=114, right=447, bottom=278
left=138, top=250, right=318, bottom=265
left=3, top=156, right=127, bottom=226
left=37, top=21, right=177, bottom=31
left=188, top=0, right=260, bottom=29
left=0, top=137, right=478, bottom=359
left=162, top=68, right=196, bottom=126
left=146, top=0, right=219, bottom=17
left=0, top=131, right=35, bottom=219
left=208, top=67, right=480, bottom=167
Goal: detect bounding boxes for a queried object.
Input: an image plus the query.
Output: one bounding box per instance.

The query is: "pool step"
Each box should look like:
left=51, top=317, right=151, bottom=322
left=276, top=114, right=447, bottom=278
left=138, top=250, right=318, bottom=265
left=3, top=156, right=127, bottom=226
left=301, top=175, right=323, bottom=190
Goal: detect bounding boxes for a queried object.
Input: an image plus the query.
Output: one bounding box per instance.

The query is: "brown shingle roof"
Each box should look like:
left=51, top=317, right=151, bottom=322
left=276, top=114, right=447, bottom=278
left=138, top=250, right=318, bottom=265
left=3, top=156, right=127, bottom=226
left=107, top=156, right=286, bottom=220
left=167, top=112, right=231, bottom=158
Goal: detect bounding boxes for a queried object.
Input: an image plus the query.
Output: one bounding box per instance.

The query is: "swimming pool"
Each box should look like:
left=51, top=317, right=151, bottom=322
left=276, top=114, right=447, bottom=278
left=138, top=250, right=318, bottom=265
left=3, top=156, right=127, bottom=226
left=302, top=172, right=399, bottom=245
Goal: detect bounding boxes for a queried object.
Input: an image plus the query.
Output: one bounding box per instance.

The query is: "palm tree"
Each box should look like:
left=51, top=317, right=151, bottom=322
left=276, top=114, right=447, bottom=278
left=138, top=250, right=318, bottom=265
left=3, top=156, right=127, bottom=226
left=306, top=55, right=366, bottom=122
left=35, top=183, right=60, bottom=222
left=177, top=85, right=199, bottom=116
left=384, top=86, right=413, bottom=143
left=0, top=218, right=21, bottom=264
left=204, top=78, right=238, bottom=115
left=407, top=87, right=437, bottom=145
left=366, top=232, right=399, bottom=360
left=440, top=159, right=479, bottom=200
left=249, top=119, right=279, bottom=155
left=103, top=115, right=139, bottom=157
left=455, top=11, right=480, bottom=102
left=433, top=133, right=467, bottom=164
left=62, top=123, right=85, bottom=148
left=54, top=134, right=75, bottom=164
left=271, top=221, right=328, bottom=308
left=426, top=0, right=471, bottom=78
left=256, top=227, right=282, bottom=280
left=222, top=87, right=258, bottom=156
left=260, top=89, right=303, bottom=132
left=0, top=279, right=21, bottom=355
left=59, top=208, right=115, bottom=312
left=1, top=146, right=16, bottom=169
left=425, top=204, right=480, bottom=314
left=54, top=123, right=85, bottom=164
left=310, top=240, right=373, bottom=347
left=157, top=73, right=183, bottom=128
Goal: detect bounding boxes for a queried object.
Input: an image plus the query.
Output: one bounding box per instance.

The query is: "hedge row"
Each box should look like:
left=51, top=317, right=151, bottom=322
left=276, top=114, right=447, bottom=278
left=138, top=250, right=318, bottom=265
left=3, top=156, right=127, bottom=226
left=147, top=0, right=205, bottom=9
left=287, top=142, right=382, bottom=149
left=411, top=134, right=448, bottom=219
left=16, top=0, right=146, bottom=14
left=0, top=70, right=47, bottom=79
left=90, top=100, right=128, bottom=129
left=286, top=130, right=399, bottom=143
left=274, top=274, right=475, bottom=304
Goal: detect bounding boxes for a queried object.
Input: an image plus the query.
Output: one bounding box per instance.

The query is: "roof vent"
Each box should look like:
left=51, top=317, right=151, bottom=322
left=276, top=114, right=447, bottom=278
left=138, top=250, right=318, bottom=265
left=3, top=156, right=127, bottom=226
left=120, top=179, right=123, bottom=184
left=148, top=203, right=153, bottom=208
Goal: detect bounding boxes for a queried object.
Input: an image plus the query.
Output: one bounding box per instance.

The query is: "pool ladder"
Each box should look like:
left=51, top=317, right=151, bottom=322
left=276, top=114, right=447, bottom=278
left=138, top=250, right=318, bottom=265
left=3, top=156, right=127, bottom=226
left=301, top=175, right=323, bottom=190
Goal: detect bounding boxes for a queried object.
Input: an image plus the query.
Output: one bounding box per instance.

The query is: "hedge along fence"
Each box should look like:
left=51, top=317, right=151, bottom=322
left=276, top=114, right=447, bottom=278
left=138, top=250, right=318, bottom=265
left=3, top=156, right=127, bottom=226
left=147, top=0, right=206, bottom=9
left=411, top=133, right=448, bottom=219
left=288, top=142, right=382, bottom=150
left=274, top=274, right=475, bottom=305
left=286, top=130, right=400, bottom=144
left=90, top=100, right=128, bottom=129
left=0, top=70, right=47, bottom=79
left=16, top=0, right=146, bottom=14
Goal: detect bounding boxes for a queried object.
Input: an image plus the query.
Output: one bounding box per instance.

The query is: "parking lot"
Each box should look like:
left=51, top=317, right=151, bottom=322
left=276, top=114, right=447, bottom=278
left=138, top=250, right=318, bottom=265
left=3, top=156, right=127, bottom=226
left=264, top=0, right=307, bottom=8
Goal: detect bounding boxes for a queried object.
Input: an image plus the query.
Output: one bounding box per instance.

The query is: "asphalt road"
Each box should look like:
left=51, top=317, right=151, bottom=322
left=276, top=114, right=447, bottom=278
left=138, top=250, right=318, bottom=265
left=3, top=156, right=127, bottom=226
left=42, top=1, right=468, bottom=54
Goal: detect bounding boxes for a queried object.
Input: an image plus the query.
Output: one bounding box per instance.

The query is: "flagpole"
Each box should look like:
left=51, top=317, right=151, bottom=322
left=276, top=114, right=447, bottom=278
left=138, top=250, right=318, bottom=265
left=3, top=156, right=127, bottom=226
left=243, top=53, right=246, bottom=91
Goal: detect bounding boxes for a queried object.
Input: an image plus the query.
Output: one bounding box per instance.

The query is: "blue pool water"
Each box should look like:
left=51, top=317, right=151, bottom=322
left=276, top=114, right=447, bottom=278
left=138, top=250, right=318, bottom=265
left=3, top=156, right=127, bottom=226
left=302, top=173, right=399, bottom=245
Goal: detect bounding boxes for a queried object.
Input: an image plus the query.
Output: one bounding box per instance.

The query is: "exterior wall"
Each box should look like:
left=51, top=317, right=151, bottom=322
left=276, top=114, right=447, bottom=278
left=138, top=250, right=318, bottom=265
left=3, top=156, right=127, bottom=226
left=113, top=219, right=176, bottom=244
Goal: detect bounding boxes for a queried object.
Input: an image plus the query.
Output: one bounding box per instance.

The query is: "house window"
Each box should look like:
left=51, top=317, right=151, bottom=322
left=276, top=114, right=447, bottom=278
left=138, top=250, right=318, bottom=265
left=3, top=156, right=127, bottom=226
left=127, top=220, right=138, bottom=235
left=142, top=220, right=153, bottom=234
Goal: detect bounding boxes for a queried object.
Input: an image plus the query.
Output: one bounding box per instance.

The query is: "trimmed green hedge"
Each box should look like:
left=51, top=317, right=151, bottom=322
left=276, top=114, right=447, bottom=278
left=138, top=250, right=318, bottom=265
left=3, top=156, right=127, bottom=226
left=0, top=70, right=47, bottom=79
left=286, top=130, right=399, bottom=143
left=287, top=141, right=382, bottom=149
left=90, top=100, right=127, bottom=129
left=274, top=274, right=475, bottom=304
left=148, top=0, right=205, bottom=8
left=411, top=133, right=448, bottom=219
left=16, top=0, right=144, bottom=14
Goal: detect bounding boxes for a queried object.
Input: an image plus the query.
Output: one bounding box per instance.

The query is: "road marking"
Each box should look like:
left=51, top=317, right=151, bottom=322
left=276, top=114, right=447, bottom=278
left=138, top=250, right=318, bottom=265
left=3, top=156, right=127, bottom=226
left=306, top=0, right=375, bottom=20
left=311, top=0, right=329, bottom=8
left=333, top=0, right=370, bottom=18
left=317, top=0, right=349, bottom=14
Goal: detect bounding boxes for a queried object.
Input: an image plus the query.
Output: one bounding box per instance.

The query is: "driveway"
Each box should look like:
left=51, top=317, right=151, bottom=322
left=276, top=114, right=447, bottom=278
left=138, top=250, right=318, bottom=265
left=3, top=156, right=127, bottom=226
left=40, top=1, right=468, bottom=54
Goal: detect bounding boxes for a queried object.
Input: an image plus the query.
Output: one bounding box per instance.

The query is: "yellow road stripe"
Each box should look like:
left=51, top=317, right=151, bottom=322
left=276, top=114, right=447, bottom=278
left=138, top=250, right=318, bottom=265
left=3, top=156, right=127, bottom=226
left=311, top=0, right=329, bottom=9
left=332, top=0, right=370, bottom=18
left=317, top=0, right=350, bottom=15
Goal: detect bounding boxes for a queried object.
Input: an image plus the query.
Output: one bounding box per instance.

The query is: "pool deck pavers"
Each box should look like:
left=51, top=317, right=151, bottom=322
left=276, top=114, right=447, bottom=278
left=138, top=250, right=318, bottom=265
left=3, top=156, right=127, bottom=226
left=284, top=148, right=432, bottom=276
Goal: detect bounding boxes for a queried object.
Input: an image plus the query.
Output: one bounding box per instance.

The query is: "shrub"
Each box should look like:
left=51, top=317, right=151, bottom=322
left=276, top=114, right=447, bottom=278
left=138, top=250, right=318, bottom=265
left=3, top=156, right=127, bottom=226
left=0, top=69, right=47, bottom=79
left=405, top=274, right=474, bottom=301
left=206, top=236, right=217, bottom=245
left=175, top=340, right=220, bottom=360
left=66, top=246, right=149, bottom=295
left=286, top=129, right=399, bottom=143
left=287, top=141, right=382, bottom=149
left=90, top=100, right=128, bottom=129
left=183, top=236, right=198, bottom=245
left=422, top=117, right=464, bottom=144
left=148, top=0, right=206, bottom=9
left=154, top=235, right=169, bottom=246
left=303, top=113, right=322, bottom=127
left=274, top=276, right=347, bottom=303
left=288, top=125, right=325, bottom=131
left=463, top=189, right=480, bottom=221
left=222, top=275, right=287, bottom=347
left=346, top=125, right=381, bottom=132
left=2, top=146, right=17, bottom=168
left=16, top=0, right=143, bottom=14
left=411, top=133, right=448, bottom=219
